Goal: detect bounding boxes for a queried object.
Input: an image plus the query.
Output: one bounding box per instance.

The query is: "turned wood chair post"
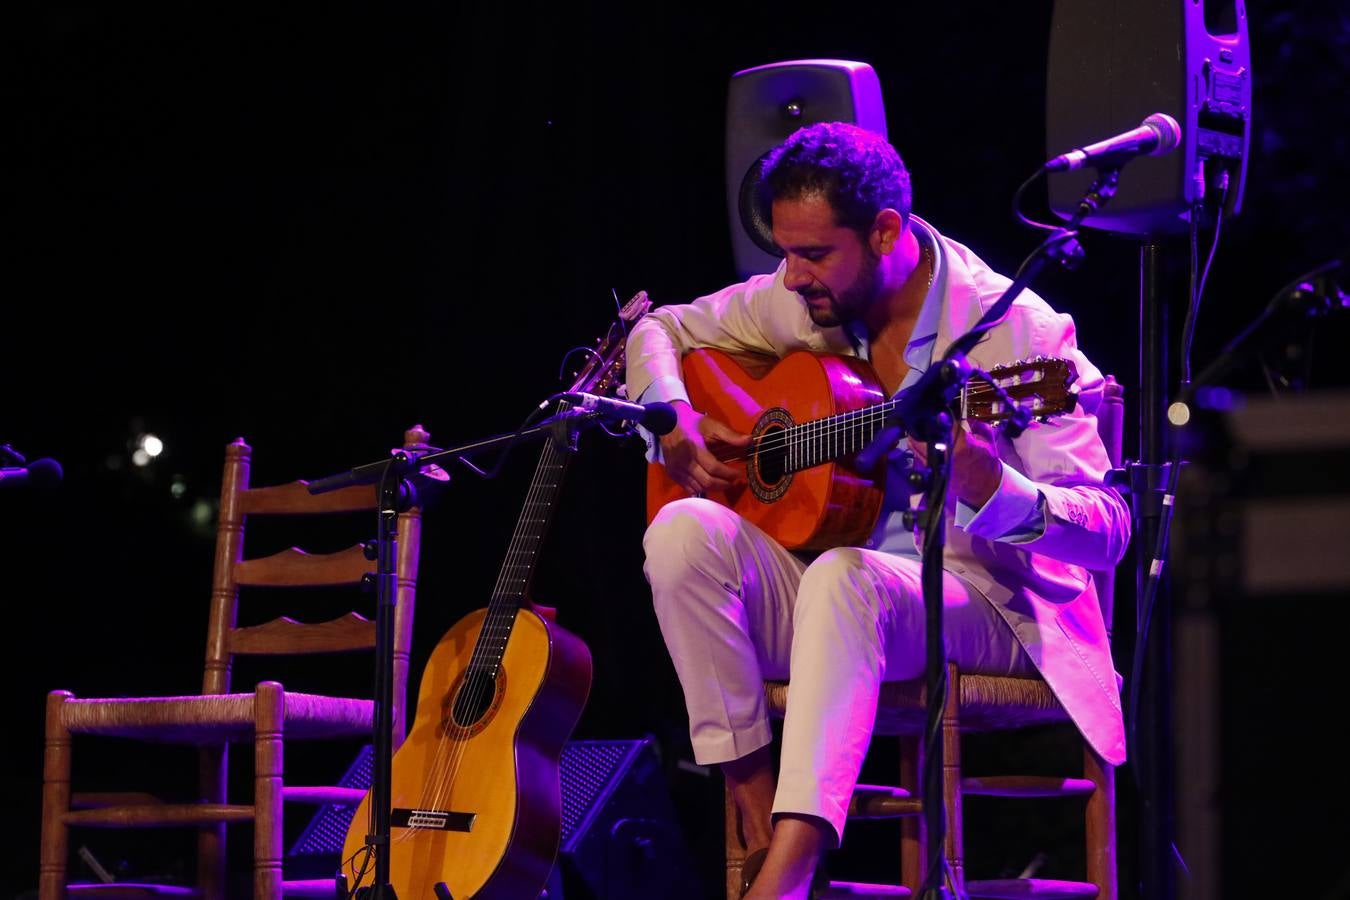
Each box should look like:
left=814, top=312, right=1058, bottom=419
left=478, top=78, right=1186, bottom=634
left=899, top=733, right=923, bottom=896
left=196, top=438, right=251, bottom=900
left=39, top=690, right=73, bottom=900
left=1085, top=747, right=1117, bottom=900
left=253, top=681, right=285, bottom=900
left=725, top=778, right=748, bottom=900
left=942, top=663, right=965, bottom=894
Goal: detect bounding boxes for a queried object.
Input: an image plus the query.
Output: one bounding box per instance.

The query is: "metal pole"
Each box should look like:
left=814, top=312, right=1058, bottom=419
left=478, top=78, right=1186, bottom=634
left=1135, top=241, right=1176, bottom=900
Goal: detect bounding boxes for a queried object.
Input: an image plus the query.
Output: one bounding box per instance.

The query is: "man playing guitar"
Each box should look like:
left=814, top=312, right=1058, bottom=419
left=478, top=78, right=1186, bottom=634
left=625, top=122, right=1131, bottom=899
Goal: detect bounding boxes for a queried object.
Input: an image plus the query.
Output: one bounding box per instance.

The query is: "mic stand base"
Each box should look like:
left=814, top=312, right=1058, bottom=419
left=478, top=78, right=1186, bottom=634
left=352, top=886, right=400, bottom=900
left=334, top=874, right=396, bottom=895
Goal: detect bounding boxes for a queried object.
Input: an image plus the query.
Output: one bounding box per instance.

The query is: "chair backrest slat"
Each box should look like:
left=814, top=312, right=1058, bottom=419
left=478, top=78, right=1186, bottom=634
left=228, top=612, right=376, bottom=655
left=239, top=481, right=378, bottom=516
left=233, top=544, right=374, bottom=588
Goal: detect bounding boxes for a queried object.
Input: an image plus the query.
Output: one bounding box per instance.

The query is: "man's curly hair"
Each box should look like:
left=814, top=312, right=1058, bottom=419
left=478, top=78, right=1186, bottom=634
left=757, top=122, right=912, bottom=237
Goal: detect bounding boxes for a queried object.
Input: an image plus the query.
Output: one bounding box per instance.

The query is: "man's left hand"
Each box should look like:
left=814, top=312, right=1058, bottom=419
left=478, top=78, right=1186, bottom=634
left=909, top=420, right=1002, bottom=509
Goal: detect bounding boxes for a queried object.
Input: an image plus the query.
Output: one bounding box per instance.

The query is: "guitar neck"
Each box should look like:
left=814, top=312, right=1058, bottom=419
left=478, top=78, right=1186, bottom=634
left=457, top=292, right=648, bottom=677
left=773, top=357, right=1072, bottom=476
left=468, top=411, right=574, bottom=676
left=776, top=387, right=975, bottom=475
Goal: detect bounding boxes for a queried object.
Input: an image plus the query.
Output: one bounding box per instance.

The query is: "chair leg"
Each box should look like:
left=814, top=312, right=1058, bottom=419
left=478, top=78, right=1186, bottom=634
left=198, top=744, right=228, bottom=900
left=1084, top=745, right=1117, bottom=900
left=725, top=776, right=748, bottom=900
left=898, top=734, right=922, bottom=896
left=254, top=682, right=284, bottom=900
left=40, top=691, right=73, bottom=900
left=941, top=665, right=965, bottom=895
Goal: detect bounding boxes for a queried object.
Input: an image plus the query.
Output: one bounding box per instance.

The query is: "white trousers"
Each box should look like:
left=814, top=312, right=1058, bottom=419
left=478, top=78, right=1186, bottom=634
left=643, top=498, right=1035, bottom=843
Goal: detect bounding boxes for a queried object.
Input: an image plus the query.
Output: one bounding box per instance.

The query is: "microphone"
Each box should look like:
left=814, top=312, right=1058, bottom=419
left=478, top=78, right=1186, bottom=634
left=560, top=392, right=678, bottom=436
left=0, top=457, right=64, bottom=488
left=1045, top=112, right=1182, bottom=172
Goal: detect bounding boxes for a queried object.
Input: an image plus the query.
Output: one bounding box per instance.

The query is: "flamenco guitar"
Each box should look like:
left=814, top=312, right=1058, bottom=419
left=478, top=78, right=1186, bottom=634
left=645, top=348, right=1077, bottom=550
left=341, top=293, right=650, bottom=899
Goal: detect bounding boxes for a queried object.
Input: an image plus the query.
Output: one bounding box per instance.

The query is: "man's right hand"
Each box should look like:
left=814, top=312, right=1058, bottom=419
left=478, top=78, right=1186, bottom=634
left=659, top=401, right=751, bottom=496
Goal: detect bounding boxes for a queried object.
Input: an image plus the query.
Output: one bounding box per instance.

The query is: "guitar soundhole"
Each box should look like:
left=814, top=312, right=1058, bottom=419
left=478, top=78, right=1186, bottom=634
left=756, top=428, right=787, bottom=484
left=747, top=408, right=794, bottom=504
left=442, top=667, right=506, bottom=735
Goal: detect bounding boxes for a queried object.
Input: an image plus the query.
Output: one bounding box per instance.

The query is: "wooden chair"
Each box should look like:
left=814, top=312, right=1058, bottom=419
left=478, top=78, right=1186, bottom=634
left=39, top=426, right=429, bottom=900
left=726, top=377, right=1125, bottom=899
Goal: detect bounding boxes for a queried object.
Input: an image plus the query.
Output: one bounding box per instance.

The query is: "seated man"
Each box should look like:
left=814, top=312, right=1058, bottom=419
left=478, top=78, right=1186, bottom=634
left=625, top=122, right=1130, bottom=899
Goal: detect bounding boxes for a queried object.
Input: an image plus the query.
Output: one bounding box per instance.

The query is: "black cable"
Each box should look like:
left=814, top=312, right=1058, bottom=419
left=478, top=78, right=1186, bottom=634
left=1011, top=166, right=1061, bottom=233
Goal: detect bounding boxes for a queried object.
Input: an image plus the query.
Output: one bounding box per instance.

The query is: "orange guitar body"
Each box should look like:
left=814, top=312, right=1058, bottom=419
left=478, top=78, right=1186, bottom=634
left=645, top=347, right=888, bottom=550
left=340, top=606, right=591, bottom=899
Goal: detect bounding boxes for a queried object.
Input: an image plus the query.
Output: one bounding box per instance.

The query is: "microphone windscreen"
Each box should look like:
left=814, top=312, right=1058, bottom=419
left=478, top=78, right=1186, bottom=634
left=642, top=402, right=678, bottom=437
left=1144, top=112, right=1182, bottom=155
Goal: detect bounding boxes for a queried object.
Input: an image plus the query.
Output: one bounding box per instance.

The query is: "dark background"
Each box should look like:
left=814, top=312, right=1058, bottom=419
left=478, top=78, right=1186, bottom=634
left=6, top=3, right=1349, bottom=898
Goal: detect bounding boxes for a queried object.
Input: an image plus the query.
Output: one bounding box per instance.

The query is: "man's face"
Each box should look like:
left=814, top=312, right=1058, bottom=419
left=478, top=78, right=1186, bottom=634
left=772, top=194, right=880, bottom=327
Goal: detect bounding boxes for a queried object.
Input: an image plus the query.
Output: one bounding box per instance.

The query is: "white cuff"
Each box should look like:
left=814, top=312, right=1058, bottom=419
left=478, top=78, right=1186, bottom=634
left=956, top=463, right=1046, bottom=543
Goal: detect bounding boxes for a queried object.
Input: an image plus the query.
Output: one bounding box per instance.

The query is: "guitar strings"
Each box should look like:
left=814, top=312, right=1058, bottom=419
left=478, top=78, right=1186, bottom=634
left=409, top=411, right=572, bottom=833
left=707, top=381, right=1017, bottom=467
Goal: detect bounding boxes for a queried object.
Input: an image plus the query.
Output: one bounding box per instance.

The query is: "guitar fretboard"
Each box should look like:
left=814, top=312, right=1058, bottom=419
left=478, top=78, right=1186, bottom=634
left=771, top=400, right=904, bottom=474
left=764, top=367, right=1060, bottom=475
left=466, top=404, right=574, bottom=679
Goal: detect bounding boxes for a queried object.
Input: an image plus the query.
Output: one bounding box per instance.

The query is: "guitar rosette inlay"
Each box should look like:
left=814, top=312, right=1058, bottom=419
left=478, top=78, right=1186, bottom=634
left=748, top=407, right=794, bottom=504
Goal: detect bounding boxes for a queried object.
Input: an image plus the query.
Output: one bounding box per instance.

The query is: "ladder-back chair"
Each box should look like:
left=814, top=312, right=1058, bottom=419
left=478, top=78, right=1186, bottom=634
left=40, top=426, right=430, bottom=900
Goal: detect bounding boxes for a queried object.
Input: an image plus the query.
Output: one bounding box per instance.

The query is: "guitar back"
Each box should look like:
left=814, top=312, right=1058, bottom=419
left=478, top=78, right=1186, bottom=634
left=645, top=348, right=887, bottom=550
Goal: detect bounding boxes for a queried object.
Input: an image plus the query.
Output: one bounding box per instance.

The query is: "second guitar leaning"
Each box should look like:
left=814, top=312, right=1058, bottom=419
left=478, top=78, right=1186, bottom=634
left=340, top=294, right=650, bottom=898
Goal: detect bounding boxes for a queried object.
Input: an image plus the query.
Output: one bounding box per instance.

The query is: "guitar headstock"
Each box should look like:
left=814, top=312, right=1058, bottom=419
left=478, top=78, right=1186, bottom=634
left=564, top=290, right=652, bottom=397
left=964, top=356, right=1079, bottom=425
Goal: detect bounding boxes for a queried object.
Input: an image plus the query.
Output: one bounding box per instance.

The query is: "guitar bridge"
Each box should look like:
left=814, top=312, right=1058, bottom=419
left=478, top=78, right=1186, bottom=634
left=392, top=807, right=476, bottom=832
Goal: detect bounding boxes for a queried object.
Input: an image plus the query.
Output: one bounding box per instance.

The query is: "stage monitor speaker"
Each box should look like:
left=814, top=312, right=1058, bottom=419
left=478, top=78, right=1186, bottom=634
left=284, top=744, right=375, bottom=880
left=1046, top=0, right=1250, bottom=236
left=726, top=59, right=888, bottom=280
left=546, top=738, right=700, bottom=900
left=283, top=740, right=699, bottom=899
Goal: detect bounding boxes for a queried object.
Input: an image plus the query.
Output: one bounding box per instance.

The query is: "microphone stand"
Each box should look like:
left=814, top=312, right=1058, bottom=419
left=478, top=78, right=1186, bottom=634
left=863, top=167, right=1120, bottom=899
left=1134, top=257, right=1346, bottom=900
left=307, top=408, right=612, bottom=900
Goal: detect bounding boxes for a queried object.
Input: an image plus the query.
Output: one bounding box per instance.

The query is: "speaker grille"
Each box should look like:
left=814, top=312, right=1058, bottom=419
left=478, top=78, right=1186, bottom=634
left=285, top=744, right=374, bottom=876
left=725, top=59, right=888, bottom=280
left=558, top=739, right=650, bottom=850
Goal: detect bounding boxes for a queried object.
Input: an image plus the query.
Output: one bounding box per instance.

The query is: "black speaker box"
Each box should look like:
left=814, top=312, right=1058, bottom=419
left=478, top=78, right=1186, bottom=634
left=284, top=739, right=699, bottom=899
left=546, top=738, right=700, bottom=900
left=284, top=744, right=375, bottom=880
left=1046, top=0, right=1251, bottom=235
left=725, top=59, right=888, bottom=280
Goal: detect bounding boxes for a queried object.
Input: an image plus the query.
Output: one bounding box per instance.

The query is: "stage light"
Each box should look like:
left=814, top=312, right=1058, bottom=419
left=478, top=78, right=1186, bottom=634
left=132, top=433, right=164, bottom=467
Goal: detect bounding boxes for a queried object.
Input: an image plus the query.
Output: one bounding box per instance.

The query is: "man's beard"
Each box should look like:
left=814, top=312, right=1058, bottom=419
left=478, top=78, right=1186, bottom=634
left=801, top=247, right=880, bottom=327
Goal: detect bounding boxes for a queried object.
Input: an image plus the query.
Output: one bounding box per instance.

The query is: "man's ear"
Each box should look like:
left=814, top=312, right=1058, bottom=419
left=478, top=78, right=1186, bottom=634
left=871, top=208, right=904, bottom=256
